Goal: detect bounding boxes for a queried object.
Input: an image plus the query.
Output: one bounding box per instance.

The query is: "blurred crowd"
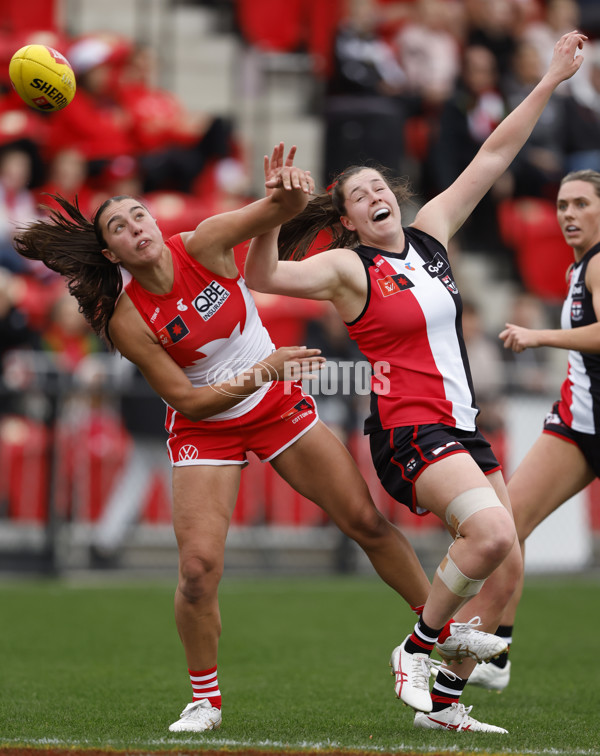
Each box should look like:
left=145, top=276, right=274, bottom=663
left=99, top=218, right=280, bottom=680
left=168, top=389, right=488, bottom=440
left=324, top=0, right=600, bottom=262
left=0, top=0, right=598, bottom=460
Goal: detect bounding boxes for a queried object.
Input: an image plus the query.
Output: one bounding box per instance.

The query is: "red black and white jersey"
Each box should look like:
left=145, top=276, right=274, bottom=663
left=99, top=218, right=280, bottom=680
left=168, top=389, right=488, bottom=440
left=346, top=227, right=478, bottom=433
left=558, top=243, right=600, bottom=435
left=125, top=234, right=274, bottom=421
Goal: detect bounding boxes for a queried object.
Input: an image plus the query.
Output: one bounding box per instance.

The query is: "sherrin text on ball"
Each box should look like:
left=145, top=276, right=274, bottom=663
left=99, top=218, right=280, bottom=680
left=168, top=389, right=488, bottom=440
left=9, top=44, right=76, bottom=112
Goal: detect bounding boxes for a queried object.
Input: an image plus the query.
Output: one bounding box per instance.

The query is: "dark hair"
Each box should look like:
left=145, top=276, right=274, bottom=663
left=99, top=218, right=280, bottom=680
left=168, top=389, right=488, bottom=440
left=13, top=194, right=139, bottom=349
left=277, top=165, right=413, bottom=260
left=560, top=169, right=600, bottom=197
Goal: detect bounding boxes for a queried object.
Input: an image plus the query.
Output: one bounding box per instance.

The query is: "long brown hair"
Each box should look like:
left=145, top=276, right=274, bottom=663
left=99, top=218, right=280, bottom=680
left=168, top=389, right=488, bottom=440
left=13, top=194, right=138, bottom=349
left=277, top=165, right=413, bottom=260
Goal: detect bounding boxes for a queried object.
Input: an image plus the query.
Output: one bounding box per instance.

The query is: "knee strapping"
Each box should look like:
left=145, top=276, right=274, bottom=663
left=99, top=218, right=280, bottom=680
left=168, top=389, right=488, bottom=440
left=437, top=549, right=485, bottom=598
left=445, top=487, right=503, bottom=534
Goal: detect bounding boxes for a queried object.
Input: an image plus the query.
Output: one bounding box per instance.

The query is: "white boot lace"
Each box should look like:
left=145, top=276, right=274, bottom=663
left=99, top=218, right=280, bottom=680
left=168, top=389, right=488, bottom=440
left=412, top=656, right=445, bottom=689
left=449, top=702, right=474, bottom=731
left=435, top=663, right=459, bottom=682
left=179, top=699, right=217, bottom=721
left=451, top=616, right=483, bottom=636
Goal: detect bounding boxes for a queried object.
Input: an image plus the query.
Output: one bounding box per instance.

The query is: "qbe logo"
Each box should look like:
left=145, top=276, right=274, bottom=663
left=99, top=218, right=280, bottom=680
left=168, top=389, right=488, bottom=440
left=194, top=281, right=230, bottom=321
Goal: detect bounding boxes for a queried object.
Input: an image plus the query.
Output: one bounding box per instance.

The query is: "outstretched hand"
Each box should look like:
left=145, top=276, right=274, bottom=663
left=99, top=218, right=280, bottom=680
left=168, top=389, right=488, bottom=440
left=546, top=30, right=587, bottom=85
left=264, top=142, right=314, bottom=196
left=499, top=323, right=541, bottom=353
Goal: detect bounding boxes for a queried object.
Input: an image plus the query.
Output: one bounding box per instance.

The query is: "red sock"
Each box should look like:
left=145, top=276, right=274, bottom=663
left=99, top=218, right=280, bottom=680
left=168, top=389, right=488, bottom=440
left=437, top=618, right=455, bottom=644
left=410, top=604, right=425, bottom=616
left=188, top=665, right=222, bottom=709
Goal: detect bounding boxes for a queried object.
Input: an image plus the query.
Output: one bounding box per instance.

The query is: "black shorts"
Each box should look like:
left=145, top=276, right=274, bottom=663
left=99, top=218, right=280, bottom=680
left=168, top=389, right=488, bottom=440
left=543, top=400, right=600, bottom=477
left=369, top=424, right=501, bottom=515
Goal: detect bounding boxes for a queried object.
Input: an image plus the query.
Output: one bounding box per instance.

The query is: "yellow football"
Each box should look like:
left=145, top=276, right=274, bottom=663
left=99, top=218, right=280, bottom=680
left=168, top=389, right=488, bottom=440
left=9, top=44, right=76, bottom=112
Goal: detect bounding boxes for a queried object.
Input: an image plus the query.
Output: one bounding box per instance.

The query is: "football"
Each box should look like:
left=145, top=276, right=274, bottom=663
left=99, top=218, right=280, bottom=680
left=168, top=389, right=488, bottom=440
left=9, top=44, right=76, bottom=112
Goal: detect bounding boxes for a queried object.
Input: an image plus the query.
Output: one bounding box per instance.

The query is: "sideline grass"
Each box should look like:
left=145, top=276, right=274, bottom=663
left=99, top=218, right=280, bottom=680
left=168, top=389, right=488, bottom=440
left=0, top=573, right=599, bottom=755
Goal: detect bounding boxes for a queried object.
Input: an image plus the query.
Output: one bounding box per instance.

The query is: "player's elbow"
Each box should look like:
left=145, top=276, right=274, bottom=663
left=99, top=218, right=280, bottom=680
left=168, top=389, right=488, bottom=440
left=166, top=391, right=215, bottom=423
left=245, top=275, right=271, bottom=293
left=177, top=405, right=206, bottom=422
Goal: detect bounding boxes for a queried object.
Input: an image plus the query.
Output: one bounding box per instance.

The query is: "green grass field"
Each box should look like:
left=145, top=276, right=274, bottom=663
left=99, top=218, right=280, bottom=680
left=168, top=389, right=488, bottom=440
left=0, top=572, right=599, bottom=755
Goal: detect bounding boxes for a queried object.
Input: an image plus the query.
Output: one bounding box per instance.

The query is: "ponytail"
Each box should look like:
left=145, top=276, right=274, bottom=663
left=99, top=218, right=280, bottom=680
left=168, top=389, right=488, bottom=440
left=277, top=165, right=413, bottom=261
left=13, top=194, right=131, bottom=349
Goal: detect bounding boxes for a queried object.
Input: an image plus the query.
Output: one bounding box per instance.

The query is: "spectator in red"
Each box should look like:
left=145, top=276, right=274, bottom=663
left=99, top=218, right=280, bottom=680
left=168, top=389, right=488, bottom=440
left=46, top=35, right=236, bottom=196
left=34, top=148, right=96, bottom=218
left=41, top=287, right=104, bottom=372
left=115, top=43, right=235, bottom=194
left=44, top=36, right=135, bottom=180
left=0, top=145, right=41, bottom=274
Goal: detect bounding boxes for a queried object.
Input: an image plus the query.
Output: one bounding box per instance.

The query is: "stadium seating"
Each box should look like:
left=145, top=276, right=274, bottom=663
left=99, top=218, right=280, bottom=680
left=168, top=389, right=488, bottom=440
left=497, top=198, right=573, bottom=302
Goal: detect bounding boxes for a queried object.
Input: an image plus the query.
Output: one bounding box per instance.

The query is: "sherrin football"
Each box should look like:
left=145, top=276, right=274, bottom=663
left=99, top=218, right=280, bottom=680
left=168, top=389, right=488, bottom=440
left=9, top=44, right=76, bottom=112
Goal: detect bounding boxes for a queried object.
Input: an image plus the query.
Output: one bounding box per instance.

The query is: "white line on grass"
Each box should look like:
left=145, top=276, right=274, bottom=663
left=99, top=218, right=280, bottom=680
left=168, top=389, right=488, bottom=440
left=2, top=736, right=599, bottom=756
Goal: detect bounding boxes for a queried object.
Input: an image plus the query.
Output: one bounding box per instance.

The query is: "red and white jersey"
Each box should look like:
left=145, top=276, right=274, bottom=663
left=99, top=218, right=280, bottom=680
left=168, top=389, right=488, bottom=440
left=346, top=227, right=478, bottom=433
left=558, top=243, right=600, bottom=434
left=125, top=234, right=274, bottom=421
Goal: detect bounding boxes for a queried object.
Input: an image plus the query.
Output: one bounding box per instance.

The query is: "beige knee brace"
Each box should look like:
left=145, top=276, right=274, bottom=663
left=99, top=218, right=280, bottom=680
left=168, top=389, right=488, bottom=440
left=437, top=488, right=503, bottom=599
left=437, top=548, right=485, bottom=598
left=445, top=487, right=503, bottom=535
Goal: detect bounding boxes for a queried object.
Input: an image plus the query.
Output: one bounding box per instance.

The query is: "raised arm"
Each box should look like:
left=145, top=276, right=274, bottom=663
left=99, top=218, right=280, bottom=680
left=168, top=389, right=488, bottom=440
left=245, top=146, right=366, bottom=315
left=413, top=31, right=587, bottom=247
left=184, top=143, right=314, bottom=262
left=108, top=294, right=324, bottom=421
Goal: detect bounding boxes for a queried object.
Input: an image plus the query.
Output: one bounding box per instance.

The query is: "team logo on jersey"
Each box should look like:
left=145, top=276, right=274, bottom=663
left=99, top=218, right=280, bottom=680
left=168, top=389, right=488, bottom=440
left=157, top=315, right=190, bottom=346
left=281, top=398, right=314, bottom=423
left=377, top=273, right=414, bottom=297
left=423, top=252, right=449, bottom=278
left=441, top=274, right=458, bottom=294
left=178, top=444, right=199, bottom=461
left=571, top=301, right=583, bottom=321
left=194, top=280, right=230, bottom=321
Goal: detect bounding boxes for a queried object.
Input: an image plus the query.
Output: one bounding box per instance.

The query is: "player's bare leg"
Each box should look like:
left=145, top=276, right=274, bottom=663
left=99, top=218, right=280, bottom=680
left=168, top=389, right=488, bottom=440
left=270, top=420, right=432, bottom=607
left=169, top=464, right=240, bottom=732
left=469, top=434, right=594, bottom=690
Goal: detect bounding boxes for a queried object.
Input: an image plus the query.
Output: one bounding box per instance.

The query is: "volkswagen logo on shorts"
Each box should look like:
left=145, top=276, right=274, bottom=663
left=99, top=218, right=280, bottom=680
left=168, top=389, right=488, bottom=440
left=179, top=444, right=199, bottom=461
